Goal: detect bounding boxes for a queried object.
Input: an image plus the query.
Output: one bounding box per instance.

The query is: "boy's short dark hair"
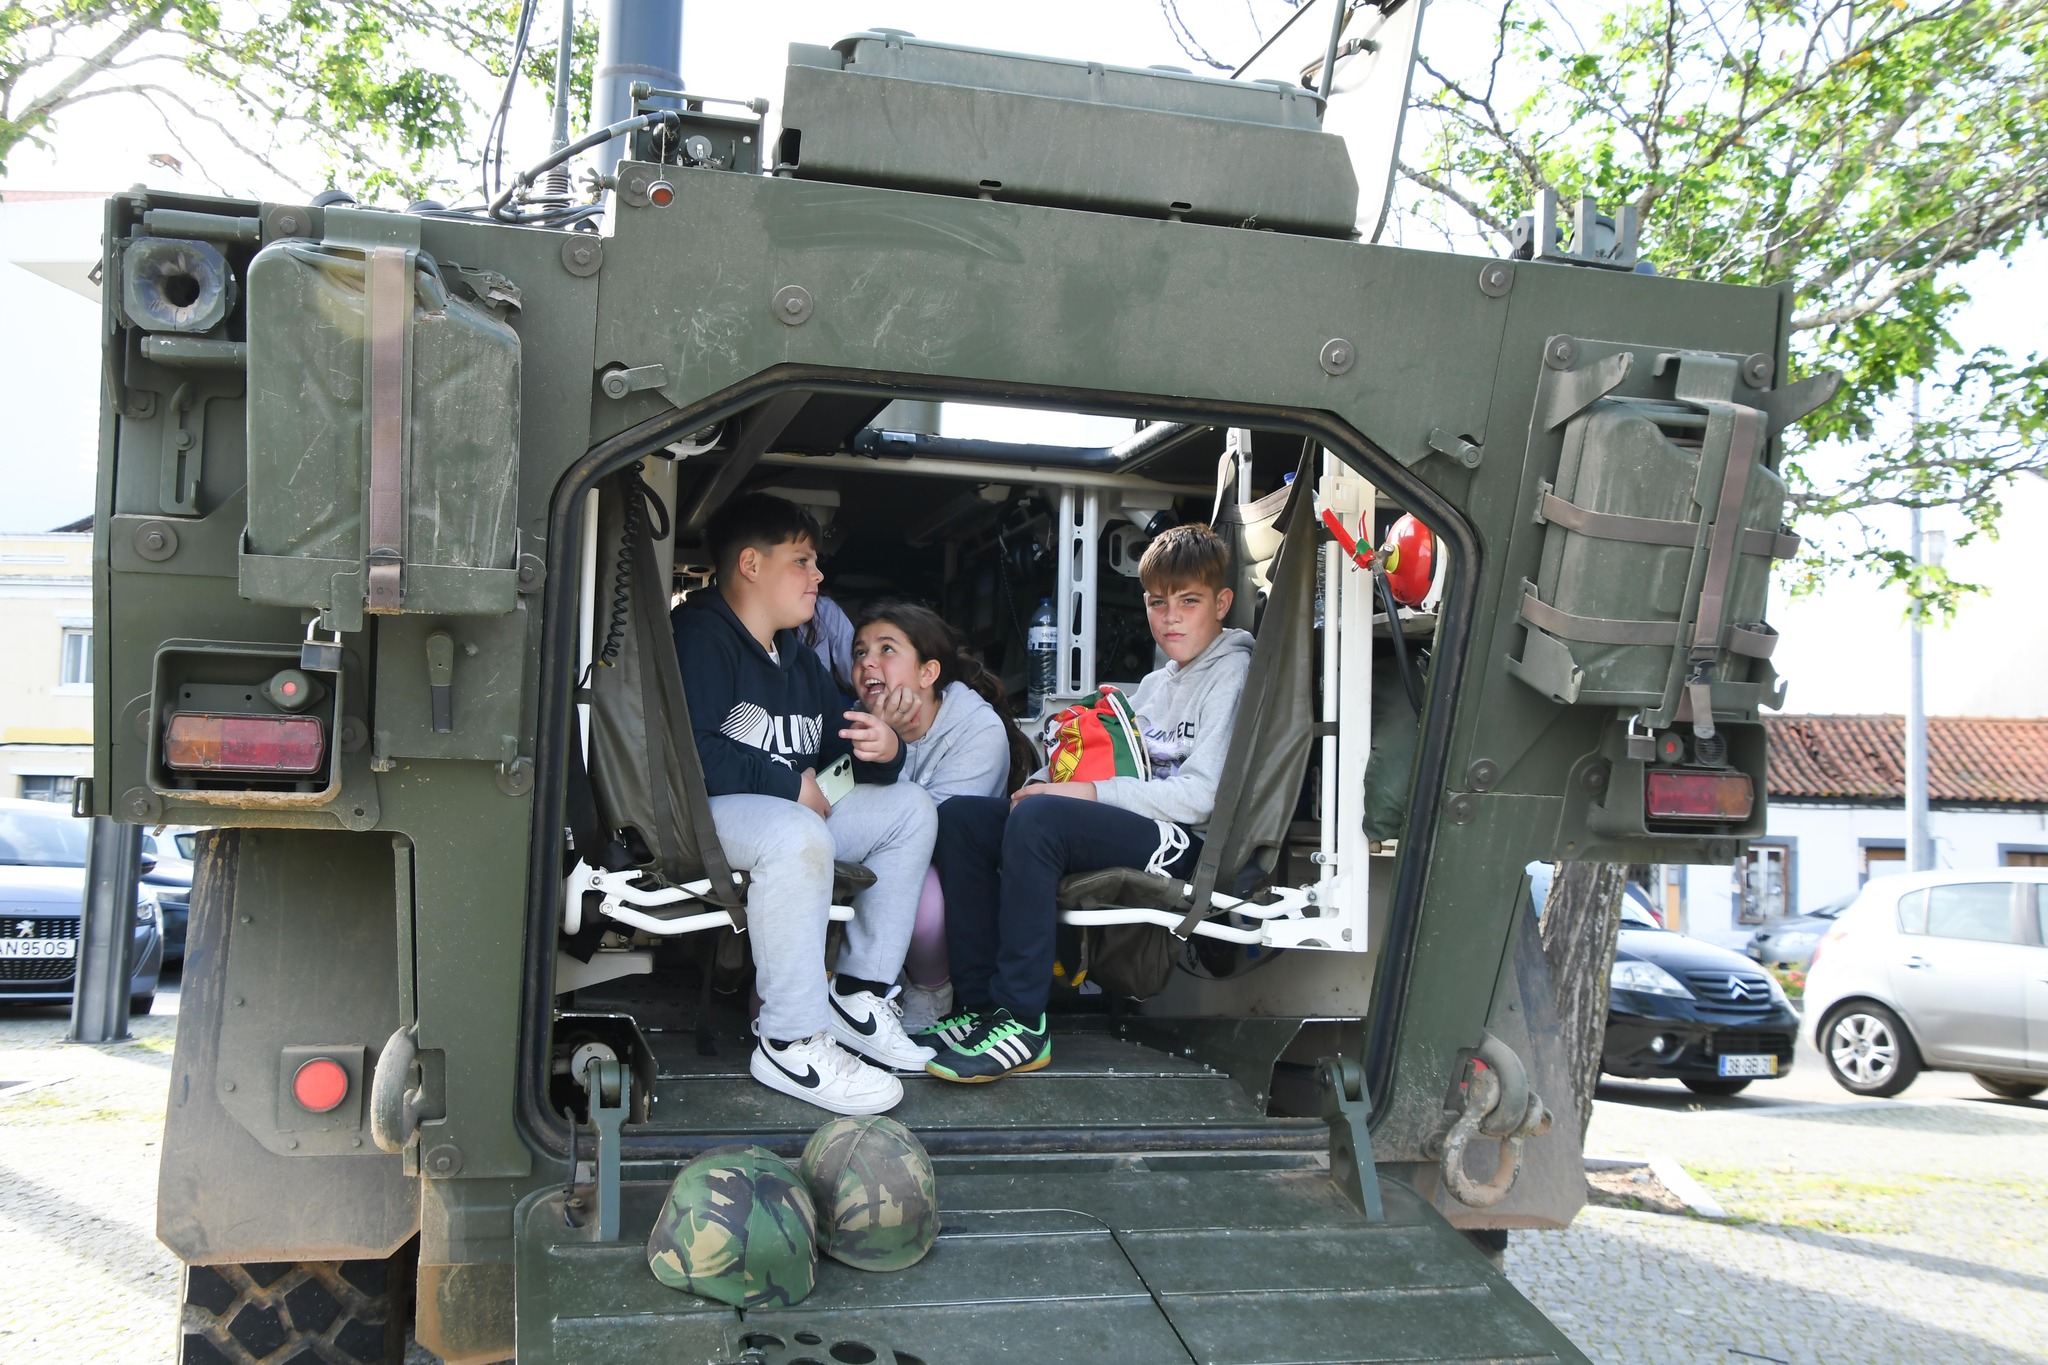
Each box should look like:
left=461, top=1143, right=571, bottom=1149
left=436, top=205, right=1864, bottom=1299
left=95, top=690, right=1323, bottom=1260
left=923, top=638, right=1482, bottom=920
left=1138, top=523, right=1230, bottom=594
left=706, top=492, right=822, bottom=579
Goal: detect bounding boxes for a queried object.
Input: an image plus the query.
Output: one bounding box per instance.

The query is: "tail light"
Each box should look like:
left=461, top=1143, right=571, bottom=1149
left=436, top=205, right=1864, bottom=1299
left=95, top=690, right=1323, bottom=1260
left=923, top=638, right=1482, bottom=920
left=292, top=1057, right=350, bottom=1113
left=163, top=712, right=325, bottom=776
left=1645, top=769, right=1754, bottom=822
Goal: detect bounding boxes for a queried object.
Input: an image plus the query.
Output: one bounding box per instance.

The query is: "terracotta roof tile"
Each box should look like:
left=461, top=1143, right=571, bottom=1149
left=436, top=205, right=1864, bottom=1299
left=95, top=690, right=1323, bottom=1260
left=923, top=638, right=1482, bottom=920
left=1764, top=714, right=2048, bottom=806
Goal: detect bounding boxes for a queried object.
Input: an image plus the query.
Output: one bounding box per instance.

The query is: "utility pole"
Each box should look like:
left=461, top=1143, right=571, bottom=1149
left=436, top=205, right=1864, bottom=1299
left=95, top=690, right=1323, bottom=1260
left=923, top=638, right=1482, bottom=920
left=1904, top=380, right=1937, bottom=873
left=591, top=0, right=685, bottom=174
left=69, top=815, right=139, bottom=1043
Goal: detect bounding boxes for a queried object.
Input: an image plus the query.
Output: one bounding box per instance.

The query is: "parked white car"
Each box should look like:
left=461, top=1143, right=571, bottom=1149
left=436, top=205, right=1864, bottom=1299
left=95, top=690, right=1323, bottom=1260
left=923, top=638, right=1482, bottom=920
left=1805, top=869, right=2048, bottom=1099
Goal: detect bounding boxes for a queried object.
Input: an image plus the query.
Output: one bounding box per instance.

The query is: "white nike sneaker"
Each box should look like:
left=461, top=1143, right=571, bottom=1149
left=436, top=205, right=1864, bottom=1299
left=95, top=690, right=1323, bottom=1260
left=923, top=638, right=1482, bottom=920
left=826, top=985, right=938, bottom=1071
left=897, top=980, right=953, bottom=1036
left=750, top=1032, right=903, bottom=1116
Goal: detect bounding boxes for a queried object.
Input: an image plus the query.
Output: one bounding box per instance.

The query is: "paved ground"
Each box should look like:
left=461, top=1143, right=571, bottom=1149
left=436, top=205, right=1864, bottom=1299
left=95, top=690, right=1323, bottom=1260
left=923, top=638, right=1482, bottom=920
left=3, top=987, right=2045, bottom=1363
left=1505, top=1035, right=2048, bottom=1364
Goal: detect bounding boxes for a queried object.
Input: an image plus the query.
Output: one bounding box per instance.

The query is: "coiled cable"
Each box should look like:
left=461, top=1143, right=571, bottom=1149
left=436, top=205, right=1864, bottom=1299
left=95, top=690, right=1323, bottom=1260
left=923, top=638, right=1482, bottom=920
left=597, top=468, right=671, bottom=670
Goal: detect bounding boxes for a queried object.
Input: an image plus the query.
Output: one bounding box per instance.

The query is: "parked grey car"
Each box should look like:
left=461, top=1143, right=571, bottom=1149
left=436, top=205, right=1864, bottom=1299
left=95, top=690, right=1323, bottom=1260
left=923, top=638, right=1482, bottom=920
left=1746, top=893, right=1855, bottom=969
left=0, top=799, right=163, bottom=1013
left=1804, top=870, right=2048, bottom=1099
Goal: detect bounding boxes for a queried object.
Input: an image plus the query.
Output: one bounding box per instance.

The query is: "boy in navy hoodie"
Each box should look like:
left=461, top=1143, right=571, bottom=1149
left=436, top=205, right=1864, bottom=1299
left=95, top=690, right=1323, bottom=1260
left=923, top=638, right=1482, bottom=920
left=674, top=493, right=937, bottom=1115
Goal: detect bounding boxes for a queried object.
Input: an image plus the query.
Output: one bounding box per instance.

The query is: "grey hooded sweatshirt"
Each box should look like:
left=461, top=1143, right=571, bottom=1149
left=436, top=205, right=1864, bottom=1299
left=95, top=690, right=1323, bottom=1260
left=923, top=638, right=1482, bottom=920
left=902, top=681, right=1013, bottom=802
left=1091, top=627, right=1254, bottom=834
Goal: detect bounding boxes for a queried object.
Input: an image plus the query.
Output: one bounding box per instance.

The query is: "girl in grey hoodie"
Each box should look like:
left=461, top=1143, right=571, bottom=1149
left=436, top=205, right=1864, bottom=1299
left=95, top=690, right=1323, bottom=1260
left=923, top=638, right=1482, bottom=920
left=852, top=602, right=1037, bottom=1029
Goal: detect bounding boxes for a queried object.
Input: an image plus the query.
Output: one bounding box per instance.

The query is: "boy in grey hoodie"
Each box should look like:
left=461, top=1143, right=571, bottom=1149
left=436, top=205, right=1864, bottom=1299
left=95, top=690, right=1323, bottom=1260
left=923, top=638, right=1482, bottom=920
left=925, top=524, right=1253, bottom=1081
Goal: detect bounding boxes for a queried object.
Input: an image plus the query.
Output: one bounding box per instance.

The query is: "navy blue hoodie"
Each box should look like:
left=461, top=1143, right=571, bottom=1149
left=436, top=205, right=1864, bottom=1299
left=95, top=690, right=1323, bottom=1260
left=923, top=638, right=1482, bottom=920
left=672, top=589, right=903, bottom=800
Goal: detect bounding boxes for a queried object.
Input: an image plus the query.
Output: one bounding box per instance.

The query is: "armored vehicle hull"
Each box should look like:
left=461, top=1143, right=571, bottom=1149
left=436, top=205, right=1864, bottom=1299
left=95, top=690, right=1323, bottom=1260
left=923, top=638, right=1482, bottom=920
left=85, top=28, right=1826, bottom=1363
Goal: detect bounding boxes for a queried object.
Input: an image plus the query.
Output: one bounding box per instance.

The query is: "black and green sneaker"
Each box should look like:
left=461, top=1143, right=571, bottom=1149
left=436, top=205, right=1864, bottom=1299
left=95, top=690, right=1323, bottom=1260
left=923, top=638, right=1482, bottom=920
left=913, top=1007, right=983, bottom=1049
left=924, top=1008, right=1050, bottom=1083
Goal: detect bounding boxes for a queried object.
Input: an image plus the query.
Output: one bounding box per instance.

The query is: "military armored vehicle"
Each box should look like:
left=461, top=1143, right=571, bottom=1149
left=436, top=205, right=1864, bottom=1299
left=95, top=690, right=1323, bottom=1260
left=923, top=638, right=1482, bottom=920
left=87, top=9, right=1832, bottom=1361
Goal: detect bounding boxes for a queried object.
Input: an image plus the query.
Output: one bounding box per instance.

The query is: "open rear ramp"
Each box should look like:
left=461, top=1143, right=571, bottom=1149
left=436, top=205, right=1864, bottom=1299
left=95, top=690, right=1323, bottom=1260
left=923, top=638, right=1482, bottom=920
left=518, top=1016, right=1584, bottom=1365
left=515, top=1157, right=1583, bottom=1364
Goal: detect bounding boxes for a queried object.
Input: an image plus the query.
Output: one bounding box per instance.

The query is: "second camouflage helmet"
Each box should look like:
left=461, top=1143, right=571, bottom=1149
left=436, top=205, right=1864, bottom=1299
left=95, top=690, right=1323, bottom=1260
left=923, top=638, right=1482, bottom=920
left=799, top=1114, right=939, bottom=1271
left=646, top=1146, right=818, bottom=1308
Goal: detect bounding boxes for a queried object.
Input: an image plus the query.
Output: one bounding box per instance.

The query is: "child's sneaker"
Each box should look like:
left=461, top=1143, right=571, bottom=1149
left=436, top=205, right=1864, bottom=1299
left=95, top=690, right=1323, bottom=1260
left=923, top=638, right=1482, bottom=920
left=925, top=1008, right=1050, bottom=1083
left=912, top=1005, right=983, bottom=1049
left=826, top=984, right=937, bottom=1071
left=751, top=1032, right=904, bottom=1115
left=898, top=980, right=954, bottom=1035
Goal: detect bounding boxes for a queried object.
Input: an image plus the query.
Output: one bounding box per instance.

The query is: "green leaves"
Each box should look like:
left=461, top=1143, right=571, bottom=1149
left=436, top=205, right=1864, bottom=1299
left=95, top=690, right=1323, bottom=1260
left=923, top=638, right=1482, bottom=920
left=1404, top=0, right=2048, bottom=593
left=1, top=1, right=588, bottom=202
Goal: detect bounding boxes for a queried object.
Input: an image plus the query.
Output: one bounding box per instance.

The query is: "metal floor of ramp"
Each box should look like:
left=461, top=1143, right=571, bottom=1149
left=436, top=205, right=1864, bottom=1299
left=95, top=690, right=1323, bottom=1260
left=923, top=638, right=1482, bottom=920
left=642, top=1025, right=1292, bottom=1144
left=513, top=1158, right=1589, bottom=1365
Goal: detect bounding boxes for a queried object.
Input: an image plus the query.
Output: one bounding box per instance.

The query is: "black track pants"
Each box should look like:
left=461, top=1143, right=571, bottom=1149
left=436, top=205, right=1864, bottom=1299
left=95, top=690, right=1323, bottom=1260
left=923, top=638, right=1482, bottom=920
left=934, top=794, right=1201, bottom=1018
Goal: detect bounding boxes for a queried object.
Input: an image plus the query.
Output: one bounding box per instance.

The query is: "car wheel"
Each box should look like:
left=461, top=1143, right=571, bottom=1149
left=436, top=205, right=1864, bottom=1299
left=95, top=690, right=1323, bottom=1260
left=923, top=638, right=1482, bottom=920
left=1971, top=1073, right=2047, bottom=1100
left=130, top=994, right=154, bottom=1016
left=1682, top=1078, right=1752, bottom=1096
left=1821, top=1002, right=1921, bottom=1097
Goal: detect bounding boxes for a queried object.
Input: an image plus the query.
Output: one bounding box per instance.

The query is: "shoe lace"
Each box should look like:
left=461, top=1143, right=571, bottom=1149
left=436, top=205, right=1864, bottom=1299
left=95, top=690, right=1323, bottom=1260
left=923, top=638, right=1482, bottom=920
left=970, top=1014, right=1032, bottom=1054
left=795, top=1031, right=869, bottom=1081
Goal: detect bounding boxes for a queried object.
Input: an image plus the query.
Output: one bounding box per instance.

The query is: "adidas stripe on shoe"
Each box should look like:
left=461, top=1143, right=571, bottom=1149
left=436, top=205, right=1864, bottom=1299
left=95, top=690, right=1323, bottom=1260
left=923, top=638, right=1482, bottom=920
left=913, top=1007, right=983, bottom=1049
left=924, top=1008, right=1050, bottom=1083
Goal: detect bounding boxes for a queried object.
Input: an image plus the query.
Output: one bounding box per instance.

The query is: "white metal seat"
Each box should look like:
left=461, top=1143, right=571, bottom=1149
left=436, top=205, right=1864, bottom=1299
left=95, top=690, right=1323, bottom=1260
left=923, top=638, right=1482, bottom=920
left=563, top=860, right=861, bottom=939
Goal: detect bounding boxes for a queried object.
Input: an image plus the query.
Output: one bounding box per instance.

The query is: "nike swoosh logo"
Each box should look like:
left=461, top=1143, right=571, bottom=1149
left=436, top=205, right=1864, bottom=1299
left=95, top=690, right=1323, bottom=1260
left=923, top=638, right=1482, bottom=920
left=830, top=993, right=879, bottom=1036
left=762, top=1050, right=821, bottom=1089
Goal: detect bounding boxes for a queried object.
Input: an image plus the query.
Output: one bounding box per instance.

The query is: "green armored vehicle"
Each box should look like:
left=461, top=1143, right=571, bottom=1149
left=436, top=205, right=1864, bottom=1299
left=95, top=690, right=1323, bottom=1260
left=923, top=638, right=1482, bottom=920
left=87, top=10, right=1830, bottom=1362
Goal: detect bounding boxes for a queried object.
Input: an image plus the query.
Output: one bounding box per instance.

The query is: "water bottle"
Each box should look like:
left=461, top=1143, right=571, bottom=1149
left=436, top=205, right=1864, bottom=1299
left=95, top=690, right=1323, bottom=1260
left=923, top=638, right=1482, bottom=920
left=1027, top=597, right=1059, bottom=715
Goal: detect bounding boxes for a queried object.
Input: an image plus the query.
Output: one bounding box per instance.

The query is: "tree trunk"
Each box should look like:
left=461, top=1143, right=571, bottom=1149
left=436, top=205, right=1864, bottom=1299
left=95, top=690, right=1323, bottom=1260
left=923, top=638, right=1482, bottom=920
left=1538, top=861, right=1629, bottom=1135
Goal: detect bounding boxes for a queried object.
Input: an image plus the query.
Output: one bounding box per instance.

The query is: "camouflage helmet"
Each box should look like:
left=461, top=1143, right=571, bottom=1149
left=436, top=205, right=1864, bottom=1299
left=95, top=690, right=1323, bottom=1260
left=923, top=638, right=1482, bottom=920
left=799, top=1115, right=939, bottom=1271
left=646, top=1146, right=818, bottom=1308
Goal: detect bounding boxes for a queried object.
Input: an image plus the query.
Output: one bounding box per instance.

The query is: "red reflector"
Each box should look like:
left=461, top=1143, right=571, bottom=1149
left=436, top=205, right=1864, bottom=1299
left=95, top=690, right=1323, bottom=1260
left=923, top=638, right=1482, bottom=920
left=164, top=712, right=325, bottom=776
left=292, top=1057, right=349, bottom=1113
left=1645, top=769, right=1754, bottom=821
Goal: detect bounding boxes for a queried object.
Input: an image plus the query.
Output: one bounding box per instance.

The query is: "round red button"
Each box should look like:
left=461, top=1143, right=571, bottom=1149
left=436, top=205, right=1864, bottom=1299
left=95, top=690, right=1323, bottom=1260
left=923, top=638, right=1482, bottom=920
left=292, top=1058, right=349, bottom=1113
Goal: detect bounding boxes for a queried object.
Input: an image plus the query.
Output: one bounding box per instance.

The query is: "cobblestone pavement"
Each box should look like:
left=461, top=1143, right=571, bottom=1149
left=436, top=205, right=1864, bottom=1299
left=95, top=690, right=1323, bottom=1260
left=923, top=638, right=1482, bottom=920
left=0, top=1000, right=182, bottom=1364
left=1505, top=1036, right=2048, bottom=1364
left=5, top=995, right=2045, bottom=1363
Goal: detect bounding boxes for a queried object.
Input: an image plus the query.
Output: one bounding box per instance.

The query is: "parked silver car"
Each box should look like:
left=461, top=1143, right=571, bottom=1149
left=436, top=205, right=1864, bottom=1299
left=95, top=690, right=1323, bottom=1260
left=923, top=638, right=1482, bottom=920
left=1804, top=870, right=2048, bottom=1099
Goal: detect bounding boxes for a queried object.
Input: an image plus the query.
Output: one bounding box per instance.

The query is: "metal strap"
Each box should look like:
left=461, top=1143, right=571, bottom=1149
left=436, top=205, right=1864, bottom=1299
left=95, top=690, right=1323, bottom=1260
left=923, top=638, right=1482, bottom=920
left=1724, top=623, right=1779, bottom=659
left=1748, top=527, right=1802, bottom=559
left=364, top=247, right=408, bottom=612
left=1519, top=591, right=1678, bottom=647
left=1537, top=490, right=1694, bottom=547
left=1689, top=403, right=1763, bottom=657
left=1538, top=489, right=1799, bottom=559
left=1521, top=590, right=1779, bottom=658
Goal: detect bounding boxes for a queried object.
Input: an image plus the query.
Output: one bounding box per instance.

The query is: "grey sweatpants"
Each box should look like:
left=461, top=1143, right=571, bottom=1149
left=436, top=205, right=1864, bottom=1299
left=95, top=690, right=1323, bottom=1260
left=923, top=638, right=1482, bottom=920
left=708, top=782, right=937, bottom=1041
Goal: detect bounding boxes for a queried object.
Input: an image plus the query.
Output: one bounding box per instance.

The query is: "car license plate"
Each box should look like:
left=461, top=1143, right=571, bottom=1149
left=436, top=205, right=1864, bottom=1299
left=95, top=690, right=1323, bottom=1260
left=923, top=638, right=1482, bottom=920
left=1718, top=1053, right=1777, bottom=1078
left=0, top=938, right=77, bottom=959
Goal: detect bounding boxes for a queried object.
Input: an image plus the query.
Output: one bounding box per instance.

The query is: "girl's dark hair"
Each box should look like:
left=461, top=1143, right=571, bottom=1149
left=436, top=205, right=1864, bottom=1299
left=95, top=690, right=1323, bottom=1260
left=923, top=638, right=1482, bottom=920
left=855, top=600, right=1039, bottom=793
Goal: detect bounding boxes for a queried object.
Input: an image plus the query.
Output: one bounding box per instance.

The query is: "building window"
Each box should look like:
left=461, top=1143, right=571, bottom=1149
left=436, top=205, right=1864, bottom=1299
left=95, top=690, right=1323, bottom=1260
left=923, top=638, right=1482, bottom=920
left=59, top=628, right=91, bottom=686
left=19, top=775, right=74, bottom=804
left=2001, top=847, right=2048, bottom=868
left=1735, top=844, right=1793, bottom=924
left=1860, top=842, right=1905, bottom=882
